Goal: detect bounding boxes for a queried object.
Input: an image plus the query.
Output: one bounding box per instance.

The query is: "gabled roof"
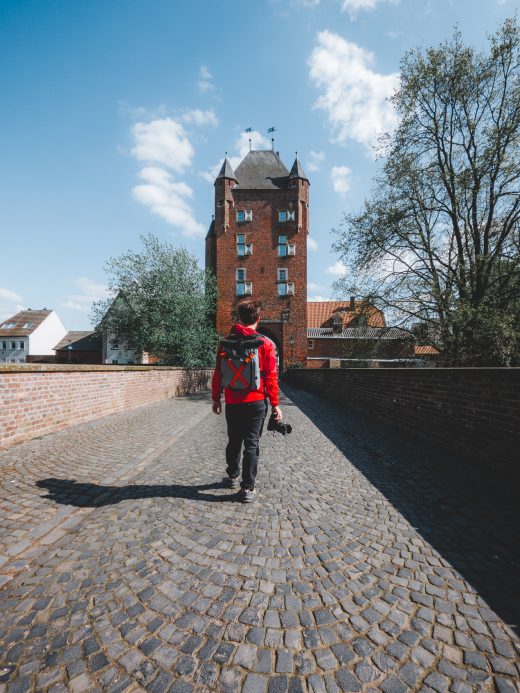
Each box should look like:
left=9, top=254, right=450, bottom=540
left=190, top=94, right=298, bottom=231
left=0, top=309, right=52, bottom=337
left=307, top=301, right=385, bottom=329
left=234, top=150, right=290, bottom=190
left=54, top=331, right=101, bottom=351
left=216, top=158, right=237, bottom=181
left=289, top=156, right=308, bottom=181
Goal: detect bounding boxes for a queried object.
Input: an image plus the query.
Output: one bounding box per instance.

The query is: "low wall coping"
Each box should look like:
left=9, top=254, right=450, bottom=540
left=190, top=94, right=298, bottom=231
left=0, top=365, right=210, bottom=374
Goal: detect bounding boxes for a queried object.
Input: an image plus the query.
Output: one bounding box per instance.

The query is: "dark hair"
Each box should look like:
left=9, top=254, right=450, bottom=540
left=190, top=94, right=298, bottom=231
left=237, top=300, right=262, bottom=325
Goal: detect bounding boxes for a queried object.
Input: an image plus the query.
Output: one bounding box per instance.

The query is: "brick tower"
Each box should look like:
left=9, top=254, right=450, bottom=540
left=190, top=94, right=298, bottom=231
left=206, top=149, right=309, bottom=369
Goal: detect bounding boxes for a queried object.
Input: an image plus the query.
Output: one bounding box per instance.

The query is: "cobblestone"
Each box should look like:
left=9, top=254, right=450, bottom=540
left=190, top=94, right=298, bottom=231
left=0, top=385, right=518, bottom=691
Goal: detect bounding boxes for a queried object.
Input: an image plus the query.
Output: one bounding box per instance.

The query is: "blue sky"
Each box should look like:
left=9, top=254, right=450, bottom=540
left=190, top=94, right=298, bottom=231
left=0, top=0, right=516, bottom=329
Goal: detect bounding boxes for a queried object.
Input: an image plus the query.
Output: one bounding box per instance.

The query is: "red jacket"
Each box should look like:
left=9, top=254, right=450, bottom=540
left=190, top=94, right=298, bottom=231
left=212, top=324, right=279, bottom=406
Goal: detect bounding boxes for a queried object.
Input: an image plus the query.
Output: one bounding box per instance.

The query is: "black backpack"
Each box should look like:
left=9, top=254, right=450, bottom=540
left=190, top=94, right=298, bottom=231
left=219, top=333, right=264, bottom=391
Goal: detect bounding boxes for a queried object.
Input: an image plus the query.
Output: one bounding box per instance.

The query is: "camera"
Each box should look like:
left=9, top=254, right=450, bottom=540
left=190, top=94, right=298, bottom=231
left=267, top=412, right=292, bottom=436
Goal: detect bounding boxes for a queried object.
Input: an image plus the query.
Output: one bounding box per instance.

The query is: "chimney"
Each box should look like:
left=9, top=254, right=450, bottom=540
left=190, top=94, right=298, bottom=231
left=350, top=295, right=355, bottom=311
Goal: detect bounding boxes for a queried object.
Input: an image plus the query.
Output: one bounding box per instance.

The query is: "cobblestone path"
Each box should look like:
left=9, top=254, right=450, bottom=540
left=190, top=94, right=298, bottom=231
left=0, top=387, right=518, bottom=692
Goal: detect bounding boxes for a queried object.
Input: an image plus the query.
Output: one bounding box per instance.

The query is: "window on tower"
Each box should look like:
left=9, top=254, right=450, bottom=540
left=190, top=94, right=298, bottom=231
left=236, top=210, right=253, bottom=222
left=277, top=269, right=294, bottom=296
left=236, top=234, right=253, bottom=256
left=236, top=268, right=252, bottom=295
left=278, top=210, right=295, bottom=222
left=278, top=236, right=296, bottom=256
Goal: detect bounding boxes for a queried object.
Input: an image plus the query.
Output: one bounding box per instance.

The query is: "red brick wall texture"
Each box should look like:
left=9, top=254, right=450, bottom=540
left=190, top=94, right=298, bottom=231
left=0, top=366, right=212, bottom=450
left=285, top=367, right=520, bottom=471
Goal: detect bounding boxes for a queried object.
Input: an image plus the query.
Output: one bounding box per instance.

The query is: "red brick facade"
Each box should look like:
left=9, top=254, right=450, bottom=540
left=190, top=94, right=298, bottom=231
left=206, top=151, right=308, bottom=369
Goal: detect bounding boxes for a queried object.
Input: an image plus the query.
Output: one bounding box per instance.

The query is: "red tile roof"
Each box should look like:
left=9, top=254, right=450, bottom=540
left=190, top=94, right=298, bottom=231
left=0, top=310, right=52, bottom=337
left=415, top=345, right=440, bottom=356
left=307, top=301, right=385, bottom=329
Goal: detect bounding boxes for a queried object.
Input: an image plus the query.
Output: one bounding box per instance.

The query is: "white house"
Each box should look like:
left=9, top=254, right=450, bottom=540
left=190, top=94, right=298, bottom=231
left=0, top=309, right=67, bottom=364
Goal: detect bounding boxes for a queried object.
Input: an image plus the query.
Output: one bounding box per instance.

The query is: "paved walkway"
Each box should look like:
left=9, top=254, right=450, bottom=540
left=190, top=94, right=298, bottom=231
left=0, top=386, right=518, bottom=693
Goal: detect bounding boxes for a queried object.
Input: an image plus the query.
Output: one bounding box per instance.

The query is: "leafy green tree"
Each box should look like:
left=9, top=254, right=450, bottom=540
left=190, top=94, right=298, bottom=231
left=333, top=18, right=520, bottom=366
left=92, top=234, right=218, bottom=367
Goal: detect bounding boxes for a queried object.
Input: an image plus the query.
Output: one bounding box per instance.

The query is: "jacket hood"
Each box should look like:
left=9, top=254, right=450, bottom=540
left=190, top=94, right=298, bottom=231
left=230, top=323, right=258, bottom=336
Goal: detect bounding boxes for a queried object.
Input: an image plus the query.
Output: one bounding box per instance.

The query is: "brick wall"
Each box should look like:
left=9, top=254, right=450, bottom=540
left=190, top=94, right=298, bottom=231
left=0, top=365, right=212, bottom=450
left=285, top=368, right=520, bottom=470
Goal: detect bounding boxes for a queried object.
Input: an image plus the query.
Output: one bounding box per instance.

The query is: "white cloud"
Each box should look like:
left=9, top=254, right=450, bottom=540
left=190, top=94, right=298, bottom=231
left=62, top=277, right=109, bottom=312
left=307, top=150, right=325, bottom=172
left=308, top=294, right=331, bottom=301
left=327, top=260, right=348, bottom=276
left=0, top=288, right=24, bottom=323
left=309, top=31, right=399, bottom=155
left=131, top=118, right=194, bottom=172
left=201, top=129, right=271, bottom=183
left=307, top=236, right=319, bottom=251
left=132, top=166, right=205, bottom=237
left=341, top=0, right=399, bottom=18
left=181, top=109, right=219, bottom=127
left=0, top=288, right=22, bottom=303
left=198, top=64, right=216, bottom=93
left=331, top=165, right=352, bottom=196
left=295, top=0, right=320, bottom=6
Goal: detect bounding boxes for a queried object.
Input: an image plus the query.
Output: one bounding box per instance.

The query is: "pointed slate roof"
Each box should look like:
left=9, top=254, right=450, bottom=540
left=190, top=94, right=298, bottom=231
left=234, top=150, right=290, bottom=190
left=216, top=158, right=237, bottom=181
left=205, top=218, right=215, bottom=240
left=289, top=156, right=308, bottom=181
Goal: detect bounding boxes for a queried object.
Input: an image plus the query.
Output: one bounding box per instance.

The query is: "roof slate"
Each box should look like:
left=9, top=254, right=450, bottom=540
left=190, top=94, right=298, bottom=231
left=289, top=157, right=308, bottom=180
left=307, top=301, right=385, bottom=329
left=216, top=158, right=237, bottom=181
left=234, top=150, right=290, bottom=189
left=206, top=219, right=215, bottom=239
left=0, top=310, right=52, bottom=337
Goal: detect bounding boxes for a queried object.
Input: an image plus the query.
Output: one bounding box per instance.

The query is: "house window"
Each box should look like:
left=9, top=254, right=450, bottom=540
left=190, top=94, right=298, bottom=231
left=236, top=234, right=253, bottom=256
left=1, top=341, right=6, bottom=350
left=19, top=357, right=25, bottom=363
left=22, top=322, right=32, bottom=328
left=236, top=209, right=252, bottom=222
left=112, top=359, right=119, bottom=364
left=111, top=342, right=118, bottom=350
left=277, top=268, right=288, bottom=282
left=19, top=342, right=24, bottom=350
left=2, top=322, right=15, bottom=329
left=278, top=235, right=296, bottom=256
left=11, top=341, right=16, bottom=349
left=308, top=340, right=315, bottom=350
left=9, top=358, right=16, bottom=363
left=236, top=268, right=252, bottom=295
left=278, top=210, right=295, bottom=222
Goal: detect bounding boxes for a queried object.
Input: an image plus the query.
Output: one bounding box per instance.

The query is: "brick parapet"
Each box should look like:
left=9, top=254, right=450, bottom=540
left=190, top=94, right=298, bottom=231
left=285, top=367, right=520, bottom=471
left=0, top=367, right=212, bottom=450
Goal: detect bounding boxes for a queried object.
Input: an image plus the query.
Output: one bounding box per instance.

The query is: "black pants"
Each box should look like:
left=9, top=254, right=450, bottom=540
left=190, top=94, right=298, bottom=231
left=225, top=400, right=267, bottom=490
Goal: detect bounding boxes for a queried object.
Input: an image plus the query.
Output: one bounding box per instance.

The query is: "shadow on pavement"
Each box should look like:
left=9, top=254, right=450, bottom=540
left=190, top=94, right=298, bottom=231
left=283, top=384, right=520, bottom=634
left=36, top=478, right=244, bottom=506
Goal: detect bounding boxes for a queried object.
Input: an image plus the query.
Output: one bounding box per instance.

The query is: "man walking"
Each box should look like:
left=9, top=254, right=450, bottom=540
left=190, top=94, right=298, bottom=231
left=211, top=300, right=282, bottom=503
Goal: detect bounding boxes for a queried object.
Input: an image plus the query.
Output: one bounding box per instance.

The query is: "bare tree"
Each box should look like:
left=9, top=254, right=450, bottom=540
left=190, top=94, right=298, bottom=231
left=333, top=18, right=520, bottom=365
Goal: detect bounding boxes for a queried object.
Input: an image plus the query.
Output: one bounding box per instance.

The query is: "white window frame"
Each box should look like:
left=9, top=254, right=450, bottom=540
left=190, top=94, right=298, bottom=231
left=287, top=243, right=296, bottom=256
left=10, top=341, right=16, bottom=349
left=236, top=209, right=253, bottom=222
left=278, top=235, right=288, bottom=256
left=308, top=340, right=315, bottom=350
left=236, top=267, right=246, bottom=281
left=22, top=322, right=32, bottom=328
left=277, top=268, right=288, bottom=282
left=278, top=210, right=295, bottom=222
left=287, top=282, right=295, bottom=295
left=110, top=342, right=119, bottom=350
left=2, top=322, right=15, bottom=329
left=1, top=341, right=6, bottom=350
left=19, top=341, right=24, bottom=350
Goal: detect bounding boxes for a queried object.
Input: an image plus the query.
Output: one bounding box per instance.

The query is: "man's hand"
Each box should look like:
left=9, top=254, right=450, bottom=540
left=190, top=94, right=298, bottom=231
left=272, top=405, right=282, bottom=421
left=212, top=400, right=222, bottom=415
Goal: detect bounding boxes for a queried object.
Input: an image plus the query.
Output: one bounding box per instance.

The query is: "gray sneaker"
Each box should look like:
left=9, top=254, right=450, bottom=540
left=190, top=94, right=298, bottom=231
left=224, top=476, right=240, bottom=489
left=240, top=488, right=256, bottom=503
